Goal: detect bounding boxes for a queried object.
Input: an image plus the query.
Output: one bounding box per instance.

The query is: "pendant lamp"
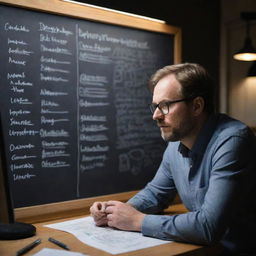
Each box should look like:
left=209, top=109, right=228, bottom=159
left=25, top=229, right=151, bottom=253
left=233, top=12, right=256, bottom=61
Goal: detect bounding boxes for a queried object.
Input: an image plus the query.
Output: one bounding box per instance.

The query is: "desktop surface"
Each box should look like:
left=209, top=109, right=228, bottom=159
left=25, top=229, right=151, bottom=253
left=0, top=204, right=221, bottom=256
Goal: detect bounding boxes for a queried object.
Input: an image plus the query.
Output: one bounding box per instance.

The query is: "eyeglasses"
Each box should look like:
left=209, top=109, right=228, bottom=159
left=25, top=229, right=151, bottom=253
left=149, top=97, right=193, bottom=115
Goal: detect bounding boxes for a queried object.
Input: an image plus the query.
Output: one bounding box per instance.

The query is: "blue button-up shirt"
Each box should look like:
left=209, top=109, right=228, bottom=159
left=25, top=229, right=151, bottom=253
left=128, top=113, right=256, bottom=253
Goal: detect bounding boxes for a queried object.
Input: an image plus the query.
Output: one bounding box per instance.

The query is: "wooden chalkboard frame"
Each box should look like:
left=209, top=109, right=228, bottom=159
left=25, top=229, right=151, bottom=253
left=0, top=0, right=181, bottom=223
left=0, top=0, right=181, bottom=62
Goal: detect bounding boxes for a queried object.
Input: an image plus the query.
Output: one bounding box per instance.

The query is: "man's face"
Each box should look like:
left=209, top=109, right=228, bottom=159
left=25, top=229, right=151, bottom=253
left=152, top=74, right=196, bottom=142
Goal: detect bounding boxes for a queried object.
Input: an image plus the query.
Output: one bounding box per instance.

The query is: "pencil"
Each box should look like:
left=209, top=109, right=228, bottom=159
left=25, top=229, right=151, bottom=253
left=16, top=238, right=41, bottom=256
left=48, top=237, right=70, bottom=250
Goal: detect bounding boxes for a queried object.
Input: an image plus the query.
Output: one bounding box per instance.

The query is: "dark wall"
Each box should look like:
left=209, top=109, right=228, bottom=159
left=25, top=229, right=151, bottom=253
left=77, top=0, right=220, bottom=89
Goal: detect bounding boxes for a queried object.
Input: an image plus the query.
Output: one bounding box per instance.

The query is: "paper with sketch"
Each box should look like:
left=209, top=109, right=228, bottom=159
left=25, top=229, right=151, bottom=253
left=33, top=248, right=87, bottom=256
left=45, top=216, right=170, bottom=254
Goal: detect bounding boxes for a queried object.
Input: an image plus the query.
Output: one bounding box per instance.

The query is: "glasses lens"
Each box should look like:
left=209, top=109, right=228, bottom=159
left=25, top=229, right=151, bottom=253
left=159, top=102, right=169, bottom=115
left=149, top=102, right=169, bottom=115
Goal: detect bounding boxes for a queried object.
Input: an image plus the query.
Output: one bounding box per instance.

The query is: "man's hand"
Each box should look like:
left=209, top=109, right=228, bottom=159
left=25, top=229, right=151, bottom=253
left=90, top=201, right=108, bottom=226
left=105, top=200, right=145, bottom=231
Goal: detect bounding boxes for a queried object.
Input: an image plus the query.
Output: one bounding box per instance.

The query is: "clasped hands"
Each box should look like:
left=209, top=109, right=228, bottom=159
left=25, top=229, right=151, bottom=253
left=90, top=200, right=145, bottom=232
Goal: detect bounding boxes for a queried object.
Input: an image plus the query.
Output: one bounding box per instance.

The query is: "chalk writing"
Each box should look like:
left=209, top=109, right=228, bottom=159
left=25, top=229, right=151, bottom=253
left=79, top=74, right=108, bottom=86
left=39, top=22, right=73, bottom=36
left=79, top=87, right=108, bottom=98
left=79, top=99, right=109, bottom=108
left=11, top=86, right=25, bottom=93
left=40, top=89, right=68, bottom=96
left=42, top=141, right=69, bottom=149
left=41, top=109, right=69, bottom=114
left=9, top=129, right=39, bottom=136
left=4, top=23, right=30, bottom=32
left=40, top=56, right=71, bottom=64
left=11, top=154, right=36, bottom=161
left=0, top=6, right=170, bottom=207
left=42, top=149, right=70, bottom=159
left=78, top=29, right=149, bottom=49
left=9, top=109, right=31, bottom=116
left=13, top=173, right=36, bottom=181
left=8, top=47, right=33, bottom=55
left=9, top=143, right=35, bottom=152
left=10, top=163, right=34, bottom=172
left=10, top=118, right=34, bottom=126
left=40, top=129, right=69, bottom=137
left=42, top=160, right=70, bottom=168
left=41, top=116, right=69, bottom=125
left=8, top=38, right=27, bottom=45
left=8, top=57, right=26, bottom=66
left=80, top=145, right=109, bottom=152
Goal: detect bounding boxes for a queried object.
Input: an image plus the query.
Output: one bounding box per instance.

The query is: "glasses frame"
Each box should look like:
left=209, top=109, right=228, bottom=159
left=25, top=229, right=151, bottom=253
left=149, top=97, right=194, bottom=115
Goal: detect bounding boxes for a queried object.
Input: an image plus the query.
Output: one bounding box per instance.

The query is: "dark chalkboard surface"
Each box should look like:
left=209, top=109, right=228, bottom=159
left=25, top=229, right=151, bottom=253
left=0, top=2, right=177, bottom=208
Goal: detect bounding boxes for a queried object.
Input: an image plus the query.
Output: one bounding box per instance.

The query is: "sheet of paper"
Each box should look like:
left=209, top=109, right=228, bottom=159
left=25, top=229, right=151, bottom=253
left=45, top=216, right=170, bottom=254
left=33, top=248, right=87, bottom=256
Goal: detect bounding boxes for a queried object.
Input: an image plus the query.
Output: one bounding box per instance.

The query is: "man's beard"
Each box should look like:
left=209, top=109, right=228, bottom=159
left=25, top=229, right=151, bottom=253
left=160, top=128, right=182, bottom=141
left=158, top=119, right=195, bottom=142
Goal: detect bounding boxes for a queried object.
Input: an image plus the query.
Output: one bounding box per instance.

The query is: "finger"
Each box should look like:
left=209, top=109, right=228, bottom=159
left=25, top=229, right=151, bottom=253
left=96, top=202, right=104, bottom=211
left=106, top=200, right=120, bottom=206
left=106, top=213, right=113, bottom=220
left=94, top=213, right=107, bottom=220
left=91, top=208, right=107, bottom=220
left=105, top=205, right=115, bottom=214
left=106, top=214, right=114, bottom=227
left=91, top=202, right=107, bottom=214
left=100, top=202, right=108, bottom=212
left=95, top=217, right=108, bottom=227
left=92, top=213, right=107, bottom=225
left=90, top=202, right=101, bottom=213
left=94, top=211, right=107, bottom=220
left=107, top=220, right=113, bottom=227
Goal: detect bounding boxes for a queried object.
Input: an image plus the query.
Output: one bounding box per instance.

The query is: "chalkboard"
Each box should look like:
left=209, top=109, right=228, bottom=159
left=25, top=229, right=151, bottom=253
left=0, top=1, right=179, bottom=208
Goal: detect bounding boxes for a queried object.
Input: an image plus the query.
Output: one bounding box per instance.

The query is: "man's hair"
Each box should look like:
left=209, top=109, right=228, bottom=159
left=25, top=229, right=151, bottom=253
left=148, top=63, right=216, bottom=114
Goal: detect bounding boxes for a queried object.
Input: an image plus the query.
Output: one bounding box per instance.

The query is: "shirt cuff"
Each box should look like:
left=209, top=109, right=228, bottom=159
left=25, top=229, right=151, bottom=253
left=141, top=214, right=167, bottom=239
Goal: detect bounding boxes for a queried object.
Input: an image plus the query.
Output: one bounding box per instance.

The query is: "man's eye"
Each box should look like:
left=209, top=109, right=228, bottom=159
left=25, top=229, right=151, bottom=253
left=159, top=102, right=168, bottom=108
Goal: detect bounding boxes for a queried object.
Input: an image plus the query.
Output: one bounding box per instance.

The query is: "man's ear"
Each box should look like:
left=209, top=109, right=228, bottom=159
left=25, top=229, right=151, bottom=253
left=192, top=96, right=205, bottom=116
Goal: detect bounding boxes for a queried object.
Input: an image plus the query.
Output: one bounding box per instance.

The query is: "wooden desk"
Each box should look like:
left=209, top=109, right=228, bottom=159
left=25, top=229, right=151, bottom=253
left=0, top=203, right=221, bottom=256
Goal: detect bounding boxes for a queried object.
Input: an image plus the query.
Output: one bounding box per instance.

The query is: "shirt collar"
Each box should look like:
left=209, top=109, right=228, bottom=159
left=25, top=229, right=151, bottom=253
left=178, top=143, right=190, bottom=157
left=178, top=114, right=219, bottom=159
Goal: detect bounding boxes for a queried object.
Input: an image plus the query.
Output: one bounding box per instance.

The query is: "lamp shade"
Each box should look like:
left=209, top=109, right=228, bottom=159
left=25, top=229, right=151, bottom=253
left=233, top=37, right=256, bottom=61
left=247, top=61, right=256, bottom=77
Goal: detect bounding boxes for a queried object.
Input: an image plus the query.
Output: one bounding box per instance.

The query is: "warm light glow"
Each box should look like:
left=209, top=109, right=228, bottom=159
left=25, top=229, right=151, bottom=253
left=233, top=52, right=256, bottom=61
left=62, top=0, right=166, bottom=24
left=245, top=77, right=256, bottom=82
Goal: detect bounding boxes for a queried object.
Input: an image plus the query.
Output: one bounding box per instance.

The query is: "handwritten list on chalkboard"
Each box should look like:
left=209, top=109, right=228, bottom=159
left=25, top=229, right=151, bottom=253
left=0, top=4, right=173, bottom=207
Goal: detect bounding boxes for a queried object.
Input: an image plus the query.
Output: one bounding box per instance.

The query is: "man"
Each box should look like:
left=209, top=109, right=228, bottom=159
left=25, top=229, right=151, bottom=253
left=90, top=63, right=256, bottom=255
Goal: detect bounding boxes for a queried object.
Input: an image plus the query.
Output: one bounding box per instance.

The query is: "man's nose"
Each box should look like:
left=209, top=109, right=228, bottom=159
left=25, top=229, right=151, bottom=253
left=152, top=108, right=164, bottom=121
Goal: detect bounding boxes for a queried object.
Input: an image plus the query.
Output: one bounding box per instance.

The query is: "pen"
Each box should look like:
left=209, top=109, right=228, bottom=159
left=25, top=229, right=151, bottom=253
left=16, top=238, right=41, bottom=256
left=48, top=237, right=70, bottom=250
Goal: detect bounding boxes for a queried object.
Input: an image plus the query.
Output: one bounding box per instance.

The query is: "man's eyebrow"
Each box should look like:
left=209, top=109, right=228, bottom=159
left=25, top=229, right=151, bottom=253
left=152, top=98, right=176, bottom=104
